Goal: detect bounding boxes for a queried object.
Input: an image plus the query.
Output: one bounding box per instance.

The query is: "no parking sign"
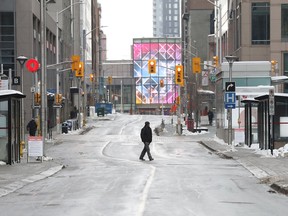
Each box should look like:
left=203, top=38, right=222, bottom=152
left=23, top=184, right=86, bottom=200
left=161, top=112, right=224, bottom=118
left=26, top=58, right=39, bottom=72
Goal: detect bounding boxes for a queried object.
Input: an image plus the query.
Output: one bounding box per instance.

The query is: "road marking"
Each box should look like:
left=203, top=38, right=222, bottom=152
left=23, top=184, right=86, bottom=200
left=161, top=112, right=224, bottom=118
left=137, top=165, right=156, bottom=216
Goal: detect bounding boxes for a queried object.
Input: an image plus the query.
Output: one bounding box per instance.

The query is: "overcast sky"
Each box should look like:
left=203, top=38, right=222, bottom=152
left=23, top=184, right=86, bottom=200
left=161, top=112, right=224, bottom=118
left=99, top=0, right=153, bottom=60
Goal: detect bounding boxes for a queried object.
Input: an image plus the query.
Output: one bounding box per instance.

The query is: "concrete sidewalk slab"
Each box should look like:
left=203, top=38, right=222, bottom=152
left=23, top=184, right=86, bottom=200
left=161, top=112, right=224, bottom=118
left=200, top=138, right=288, bottom=196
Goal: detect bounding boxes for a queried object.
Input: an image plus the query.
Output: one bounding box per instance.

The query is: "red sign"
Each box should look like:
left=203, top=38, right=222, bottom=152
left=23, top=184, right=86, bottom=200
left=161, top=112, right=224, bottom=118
left=26, top=58, right=39, bottom=72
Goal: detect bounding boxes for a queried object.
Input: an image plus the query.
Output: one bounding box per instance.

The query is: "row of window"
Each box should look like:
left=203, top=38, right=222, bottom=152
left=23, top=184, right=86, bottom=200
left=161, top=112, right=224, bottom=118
left=0, top=12, right=15, bottom=76
left=251, top=3, right=288, bottom=44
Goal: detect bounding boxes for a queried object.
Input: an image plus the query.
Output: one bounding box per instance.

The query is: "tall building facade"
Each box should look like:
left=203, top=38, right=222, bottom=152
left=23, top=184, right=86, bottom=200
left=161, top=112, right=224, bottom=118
left=153, top=0, right=181, bottom=37
left=226, top=0, right=288, bottom=93
left=0, top=0, right=85, bottom=130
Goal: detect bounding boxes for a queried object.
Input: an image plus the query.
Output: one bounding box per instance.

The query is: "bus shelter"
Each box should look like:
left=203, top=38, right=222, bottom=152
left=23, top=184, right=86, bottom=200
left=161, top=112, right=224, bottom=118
left=255, top=93, right=288, bottom=150
left=241, top=98, right=259, bottom=147
left=0, top=90, right=25, bottom=164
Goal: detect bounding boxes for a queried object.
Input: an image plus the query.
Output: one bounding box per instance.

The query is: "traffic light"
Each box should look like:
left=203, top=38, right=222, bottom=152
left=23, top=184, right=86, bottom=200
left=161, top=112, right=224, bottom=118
left=175, top=64, right=184, bottom=86
left=89, top=74, right=94, bottom=82
left=108, top=76, right=112, bottom=84
left=71, top=55, right=80, bottom=72
left=271, top=60, right=277, bottom=74
left=148, top=59, right=156, bottom=74
left=75, top=61, right=84, bottom=77
left=192, top=57, right=201, bottom=73
left=160, top=79, right=164, bottom=88
left=34, top=93, right=41, bottom=105
left=55, top=93, right=62, bottom=104
left=213, top=56, right=219, bottom=68
left=176, top=96, right=180, bottom=105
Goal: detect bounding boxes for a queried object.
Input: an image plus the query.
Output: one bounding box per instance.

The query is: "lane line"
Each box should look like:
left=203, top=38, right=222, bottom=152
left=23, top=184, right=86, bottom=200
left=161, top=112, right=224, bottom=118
left=137, top=165, right=156, bottom=216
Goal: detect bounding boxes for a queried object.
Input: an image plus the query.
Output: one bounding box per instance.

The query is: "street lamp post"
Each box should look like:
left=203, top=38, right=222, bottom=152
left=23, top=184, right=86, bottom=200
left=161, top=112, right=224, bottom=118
left=16, top=55, right=28, bottom=152
left=225, top=55, right=238, bottom=148
left=82, top=26, right=107, bottom=125
left=56, top=1, right=84, bottom=133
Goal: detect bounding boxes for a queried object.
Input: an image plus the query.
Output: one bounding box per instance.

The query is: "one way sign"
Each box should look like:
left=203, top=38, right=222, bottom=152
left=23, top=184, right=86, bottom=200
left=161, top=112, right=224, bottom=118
left=225, top=82, right=235, bottom=92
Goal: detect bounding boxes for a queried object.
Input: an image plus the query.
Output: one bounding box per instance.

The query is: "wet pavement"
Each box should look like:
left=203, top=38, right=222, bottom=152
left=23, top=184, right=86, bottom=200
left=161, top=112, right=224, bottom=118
left=0, top=115, right=287, bottom=198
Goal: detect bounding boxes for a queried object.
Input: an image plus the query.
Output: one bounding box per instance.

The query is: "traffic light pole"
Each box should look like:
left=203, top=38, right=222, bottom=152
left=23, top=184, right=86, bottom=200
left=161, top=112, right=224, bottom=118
left=40, top=0, right=47, bottom=157
left=157, top=64, right=182, bottom=134
left=56, top=13, right=60, bottom=133
left=82, top=29, right=87, bottom=126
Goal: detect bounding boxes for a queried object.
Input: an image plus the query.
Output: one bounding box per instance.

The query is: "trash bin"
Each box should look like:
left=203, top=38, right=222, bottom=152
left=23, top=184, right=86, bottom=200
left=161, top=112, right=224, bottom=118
left=97, top=107, right=105, bottom=116
left=186, top=119, right=194, bottom=132
left=62, top=122, right=68, bottom=134
left=66, top=121, right=72, bottom=131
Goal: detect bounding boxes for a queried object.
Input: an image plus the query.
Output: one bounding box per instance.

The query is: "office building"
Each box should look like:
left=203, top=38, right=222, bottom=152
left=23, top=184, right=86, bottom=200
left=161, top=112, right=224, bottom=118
left=153, top=0, right=181, bottom=38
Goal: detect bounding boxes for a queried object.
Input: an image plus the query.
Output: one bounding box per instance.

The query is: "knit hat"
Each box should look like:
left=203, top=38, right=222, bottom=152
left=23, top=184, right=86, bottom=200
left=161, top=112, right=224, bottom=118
left=145, top=121, right=150, bottom=125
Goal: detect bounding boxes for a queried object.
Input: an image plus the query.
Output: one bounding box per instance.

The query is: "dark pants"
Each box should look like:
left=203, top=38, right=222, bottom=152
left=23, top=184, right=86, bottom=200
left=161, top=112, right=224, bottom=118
left=48, top=128, right=52, bottom=139
left=209, top=118, right=213, bottom=125
left=140, top=142, right=153, bottom=160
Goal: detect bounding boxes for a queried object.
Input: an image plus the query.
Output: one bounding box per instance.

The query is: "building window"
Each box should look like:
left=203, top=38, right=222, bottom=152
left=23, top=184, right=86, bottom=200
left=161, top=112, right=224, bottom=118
left=235, top=2, right=241, bottom=49
left=281, top=4, right=288, bottom=41
left=251, top=2, right=270, bottom=45
left=0, top=12, right=15, bottom=76
left=284, top=53, right=288, bottom=93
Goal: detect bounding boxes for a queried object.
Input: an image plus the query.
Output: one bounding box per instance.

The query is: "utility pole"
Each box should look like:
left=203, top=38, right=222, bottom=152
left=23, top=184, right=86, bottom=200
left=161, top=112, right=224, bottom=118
left=40, top=0, right=47, bottom=156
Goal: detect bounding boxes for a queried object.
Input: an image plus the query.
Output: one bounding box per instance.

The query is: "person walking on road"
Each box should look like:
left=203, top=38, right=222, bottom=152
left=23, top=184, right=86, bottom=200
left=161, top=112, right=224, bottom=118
left=27, top=118, right=37, bottom=136
left=139, top=121, right=154, bottom=161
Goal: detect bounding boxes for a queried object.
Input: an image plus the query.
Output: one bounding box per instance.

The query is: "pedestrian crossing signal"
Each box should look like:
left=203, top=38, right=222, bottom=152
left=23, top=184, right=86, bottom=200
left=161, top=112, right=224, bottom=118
left=55, top=93, right=63, bottom=104
left=108, top=76, right=112, bottom=84
left=34, top=93, right=41, bottom=105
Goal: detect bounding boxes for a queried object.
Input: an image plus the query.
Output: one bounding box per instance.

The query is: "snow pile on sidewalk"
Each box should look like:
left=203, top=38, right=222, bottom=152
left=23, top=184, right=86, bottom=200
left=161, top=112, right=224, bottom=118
left=251, top=143, right=288, bottom=158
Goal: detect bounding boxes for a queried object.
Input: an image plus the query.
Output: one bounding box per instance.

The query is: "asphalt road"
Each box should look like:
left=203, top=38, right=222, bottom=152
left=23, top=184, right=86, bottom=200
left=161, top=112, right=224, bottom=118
left=0, top=114, right=287, bottom=216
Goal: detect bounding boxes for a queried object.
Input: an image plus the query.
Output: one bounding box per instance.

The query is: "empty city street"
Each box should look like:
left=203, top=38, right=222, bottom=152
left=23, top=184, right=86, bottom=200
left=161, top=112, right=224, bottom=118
left=0, top=114, right=287, bottom=216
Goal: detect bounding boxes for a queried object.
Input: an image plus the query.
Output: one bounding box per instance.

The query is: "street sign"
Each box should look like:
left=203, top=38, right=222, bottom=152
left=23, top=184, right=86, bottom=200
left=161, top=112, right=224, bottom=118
left=225, top=92, right=236, bottom=109
left=12, top=76, right=20, bottom=85
left=269, top=88, right=275, bottom=115
left=225, top=81, right=235, bottom=92
left=225, top=103, right=236, bottom=109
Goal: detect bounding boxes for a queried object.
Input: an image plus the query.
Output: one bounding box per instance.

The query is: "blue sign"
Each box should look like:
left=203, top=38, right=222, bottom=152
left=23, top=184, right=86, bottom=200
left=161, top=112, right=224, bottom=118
left=225, top=92, right=236, bottom=109
left=225, top=103, right=236, bottom=109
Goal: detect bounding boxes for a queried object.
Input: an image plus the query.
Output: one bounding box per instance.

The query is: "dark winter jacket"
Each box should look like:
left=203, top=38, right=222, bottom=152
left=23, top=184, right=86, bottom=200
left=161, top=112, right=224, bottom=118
left=27, top=119, right=37, bottom=136
left=141, top=123, right=152, bottom=143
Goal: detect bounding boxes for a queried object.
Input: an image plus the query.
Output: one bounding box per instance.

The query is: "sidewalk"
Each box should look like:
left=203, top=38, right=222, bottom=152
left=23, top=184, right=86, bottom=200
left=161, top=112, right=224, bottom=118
left=201, top=138, right=288, bottom=195
left=163, top=123, right=288, bottom=196
left=0, top=114, right=116, bottom=198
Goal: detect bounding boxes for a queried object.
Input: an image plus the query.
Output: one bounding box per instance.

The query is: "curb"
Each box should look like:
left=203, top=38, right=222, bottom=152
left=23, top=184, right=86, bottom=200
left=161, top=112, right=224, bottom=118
left=0, top=165, right=63, bottom=198
left=271, top=182, right=288, bottom=196
left=199, top=141, right=233, bottom=159
left=200, top=140, right=288, bottom=196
